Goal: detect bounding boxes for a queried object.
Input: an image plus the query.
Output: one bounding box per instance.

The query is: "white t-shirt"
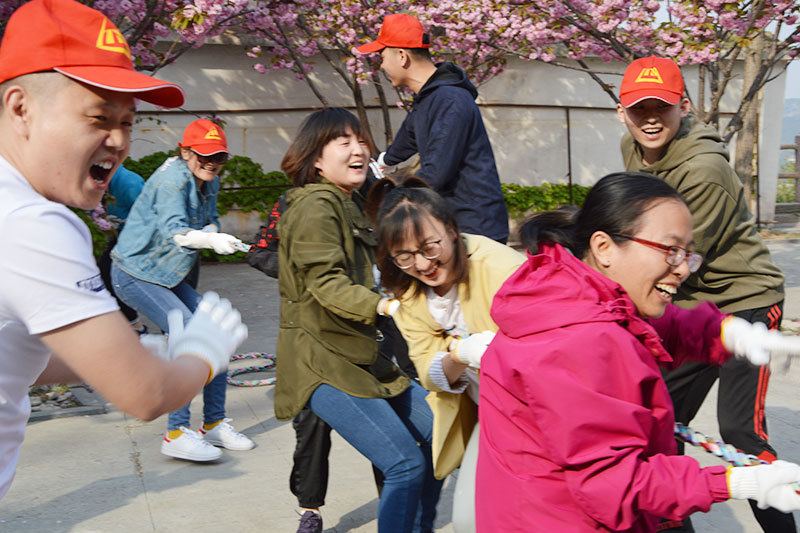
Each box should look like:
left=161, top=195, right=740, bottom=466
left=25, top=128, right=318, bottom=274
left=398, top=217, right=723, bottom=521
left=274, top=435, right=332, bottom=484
left=0, top=156, right=118, bottom=499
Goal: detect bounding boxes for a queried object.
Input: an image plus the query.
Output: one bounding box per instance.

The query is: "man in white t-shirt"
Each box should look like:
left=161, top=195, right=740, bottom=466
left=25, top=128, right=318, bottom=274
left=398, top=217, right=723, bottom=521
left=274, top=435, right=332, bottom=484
left=0, top=0, right=247, bottom=500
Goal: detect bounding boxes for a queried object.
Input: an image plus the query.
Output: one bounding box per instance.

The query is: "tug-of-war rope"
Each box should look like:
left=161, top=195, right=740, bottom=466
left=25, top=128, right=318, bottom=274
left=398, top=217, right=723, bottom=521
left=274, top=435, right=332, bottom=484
left=227, top=352, right=276, bottom=387
left=675, top=423, right=800, bottom=493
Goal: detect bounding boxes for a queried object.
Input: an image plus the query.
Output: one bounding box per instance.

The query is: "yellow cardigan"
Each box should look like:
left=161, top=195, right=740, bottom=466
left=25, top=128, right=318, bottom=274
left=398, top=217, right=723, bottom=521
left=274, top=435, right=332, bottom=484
left=392, top=234, right=526, bottom=479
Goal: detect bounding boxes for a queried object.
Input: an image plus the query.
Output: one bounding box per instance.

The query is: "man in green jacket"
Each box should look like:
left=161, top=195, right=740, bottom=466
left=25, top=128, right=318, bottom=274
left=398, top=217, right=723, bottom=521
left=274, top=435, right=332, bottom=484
left=617, top=56, right=792, bottom=533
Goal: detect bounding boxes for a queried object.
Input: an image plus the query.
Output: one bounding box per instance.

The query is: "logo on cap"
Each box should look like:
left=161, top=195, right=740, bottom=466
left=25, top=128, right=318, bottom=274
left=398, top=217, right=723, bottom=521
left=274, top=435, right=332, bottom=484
left=96, top=18, right=131, bottom=59
left=205, top=127, right=223, bottom=141
left=634, top=67, right=663, bottom=84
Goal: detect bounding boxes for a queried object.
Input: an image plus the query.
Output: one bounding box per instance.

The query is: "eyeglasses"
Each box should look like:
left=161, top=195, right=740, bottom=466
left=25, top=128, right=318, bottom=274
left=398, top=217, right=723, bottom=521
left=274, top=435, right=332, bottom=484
left=612, top=233, right=703, bottom=273
left=391, top=240, right=442, bottom=269
left=192, top=150, right=228, bottom=165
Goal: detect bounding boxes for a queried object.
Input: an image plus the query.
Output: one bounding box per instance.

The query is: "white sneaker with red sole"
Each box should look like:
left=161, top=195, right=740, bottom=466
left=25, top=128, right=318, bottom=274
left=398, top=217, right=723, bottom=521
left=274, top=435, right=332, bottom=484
left=200, top=418, right=255, bottom=451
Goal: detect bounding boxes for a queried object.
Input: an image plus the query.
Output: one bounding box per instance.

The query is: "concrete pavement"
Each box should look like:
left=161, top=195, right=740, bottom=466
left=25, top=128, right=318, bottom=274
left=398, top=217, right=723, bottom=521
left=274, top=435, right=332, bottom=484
left=3, top=241, right=800, bottom=532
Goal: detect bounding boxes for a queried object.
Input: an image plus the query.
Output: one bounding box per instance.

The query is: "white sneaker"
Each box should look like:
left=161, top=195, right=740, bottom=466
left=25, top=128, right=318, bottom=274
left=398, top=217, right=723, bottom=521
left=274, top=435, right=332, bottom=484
left=161, top=427, right=222, bottom=461
left=200, top=418, right=255, bottom=451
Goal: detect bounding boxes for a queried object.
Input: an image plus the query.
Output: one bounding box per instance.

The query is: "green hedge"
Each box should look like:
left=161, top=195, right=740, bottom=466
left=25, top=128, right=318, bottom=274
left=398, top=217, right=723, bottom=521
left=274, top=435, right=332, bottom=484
left=122, top=151, right=291, bottom=215
left=502, top=182, right=590, bottom=218
left=78, top=152, right=588, bottom=261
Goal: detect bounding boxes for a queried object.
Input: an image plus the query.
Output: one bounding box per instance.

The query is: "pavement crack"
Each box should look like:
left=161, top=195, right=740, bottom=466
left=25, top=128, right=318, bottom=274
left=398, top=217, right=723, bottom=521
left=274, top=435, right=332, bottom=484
left=124, top=422, right=157, bottom=531
left=124, top=424, right=145, bottom=478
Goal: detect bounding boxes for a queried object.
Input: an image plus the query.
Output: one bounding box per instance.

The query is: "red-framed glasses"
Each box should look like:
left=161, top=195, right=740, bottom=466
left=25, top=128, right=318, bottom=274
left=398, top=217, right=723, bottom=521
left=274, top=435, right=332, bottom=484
left=612, top=233, right=703, bottom=273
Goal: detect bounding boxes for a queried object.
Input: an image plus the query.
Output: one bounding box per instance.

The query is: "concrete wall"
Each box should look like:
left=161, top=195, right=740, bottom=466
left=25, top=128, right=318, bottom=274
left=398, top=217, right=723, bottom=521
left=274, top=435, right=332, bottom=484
left=132, top=46, right=785, bottom=222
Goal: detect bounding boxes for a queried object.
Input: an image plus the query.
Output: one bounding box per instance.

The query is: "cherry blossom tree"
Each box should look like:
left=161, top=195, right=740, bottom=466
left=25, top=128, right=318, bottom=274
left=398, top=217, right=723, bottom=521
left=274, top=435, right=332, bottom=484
left=0, top=0, right=251, bottom=75
left=470, top=0, right=799, bottom=196
left=241, top=1, right=513, bottom=147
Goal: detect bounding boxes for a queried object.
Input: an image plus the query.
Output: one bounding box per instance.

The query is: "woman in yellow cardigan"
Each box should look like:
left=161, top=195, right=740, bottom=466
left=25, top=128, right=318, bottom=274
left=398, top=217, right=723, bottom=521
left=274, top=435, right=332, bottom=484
left=369, top=178, right=525, bottom=532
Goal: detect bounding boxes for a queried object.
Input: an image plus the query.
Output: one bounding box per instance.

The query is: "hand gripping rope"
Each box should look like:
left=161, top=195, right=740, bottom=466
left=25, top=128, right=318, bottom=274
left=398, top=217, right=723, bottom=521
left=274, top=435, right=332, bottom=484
left=226, top=352, right=276, bottom=387
left=674, top=423, right=800, bottom=494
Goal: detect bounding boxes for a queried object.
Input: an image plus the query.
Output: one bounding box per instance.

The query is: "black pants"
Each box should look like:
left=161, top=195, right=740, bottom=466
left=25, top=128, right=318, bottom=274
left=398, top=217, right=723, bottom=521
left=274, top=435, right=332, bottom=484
left=290, top=405, right=332, bottom=508
left=289, top=317, right=418, bottom=508
left=660, top=302, right=796, bottom=533
left=98, top=237, right=139, bottom=323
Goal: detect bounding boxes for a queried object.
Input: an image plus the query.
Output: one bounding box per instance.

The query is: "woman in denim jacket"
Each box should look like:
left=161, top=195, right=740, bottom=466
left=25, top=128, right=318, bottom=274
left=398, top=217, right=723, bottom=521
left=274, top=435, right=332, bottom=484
left=111, top=119, right=254, bottom=462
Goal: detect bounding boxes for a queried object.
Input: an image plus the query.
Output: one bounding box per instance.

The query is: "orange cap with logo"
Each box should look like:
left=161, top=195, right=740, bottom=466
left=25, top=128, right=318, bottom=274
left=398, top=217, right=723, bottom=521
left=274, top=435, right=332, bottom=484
left=179, top=119, right=228, bottom=156
left=356, top=14, right=431, bottom=54
left=0, top=0, right=184, bottom=108
left=619, top=56, right=684, bottom=108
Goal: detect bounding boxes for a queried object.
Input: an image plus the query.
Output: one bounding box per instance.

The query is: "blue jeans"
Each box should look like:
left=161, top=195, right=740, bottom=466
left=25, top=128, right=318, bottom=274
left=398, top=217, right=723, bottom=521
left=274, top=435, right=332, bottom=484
left=110, top=262, right=226, bottom=430
left=308, top=382, right=442, bottom=533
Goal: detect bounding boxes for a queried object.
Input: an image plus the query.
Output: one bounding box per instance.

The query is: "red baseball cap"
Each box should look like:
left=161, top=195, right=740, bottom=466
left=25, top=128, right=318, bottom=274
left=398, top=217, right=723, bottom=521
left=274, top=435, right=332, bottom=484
left=619, top=56, right=684, bottom=108
left=357, top=14, right=430, bottom=54
left=0, top=0, right=184, bottom=108
left=179, top=119, right=228, bottom=155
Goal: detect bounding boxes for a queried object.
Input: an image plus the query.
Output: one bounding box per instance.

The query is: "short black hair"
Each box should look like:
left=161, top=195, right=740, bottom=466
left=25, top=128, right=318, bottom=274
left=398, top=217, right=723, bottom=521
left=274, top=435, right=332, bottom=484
left=406, top=46, right=432, bottom=62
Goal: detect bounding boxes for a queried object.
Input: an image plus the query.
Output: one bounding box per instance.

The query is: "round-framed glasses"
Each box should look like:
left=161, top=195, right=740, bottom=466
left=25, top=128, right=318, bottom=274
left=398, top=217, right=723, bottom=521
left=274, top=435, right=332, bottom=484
left=612, top=233, right=703, bottom=273
left=391, top=240, right=443, bottom=269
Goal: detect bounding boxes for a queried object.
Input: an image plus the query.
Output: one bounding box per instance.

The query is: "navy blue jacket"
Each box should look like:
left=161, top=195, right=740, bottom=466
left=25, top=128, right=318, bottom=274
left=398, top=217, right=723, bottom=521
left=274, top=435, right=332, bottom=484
left=384, top=62, right=508, bottom=242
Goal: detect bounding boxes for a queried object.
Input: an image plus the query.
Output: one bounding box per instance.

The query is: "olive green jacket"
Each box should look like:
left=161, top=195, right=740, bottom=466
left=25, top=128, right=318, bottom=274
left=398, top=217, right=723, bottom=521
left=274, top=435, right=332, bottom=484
left=274, top=182, right=409, bottom=421
left=621, top=115, right=783, bottom=313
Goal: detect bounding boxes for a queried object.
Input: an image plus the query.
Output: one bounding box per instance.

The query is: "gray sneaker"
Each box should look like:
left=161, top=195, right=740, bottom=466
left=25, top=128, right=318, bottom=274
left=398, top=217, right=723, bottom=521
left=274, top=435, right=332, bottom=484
left=297, top=510, right=322, bottom=533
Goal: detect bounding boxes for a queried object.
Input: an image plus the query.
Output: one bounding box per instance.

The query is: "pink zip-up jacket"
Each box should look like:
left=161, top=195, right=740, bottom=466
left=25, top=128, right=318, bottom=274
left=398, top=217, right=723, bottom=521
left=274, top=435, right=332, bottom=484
left=476, top=243, right=732, bottom=532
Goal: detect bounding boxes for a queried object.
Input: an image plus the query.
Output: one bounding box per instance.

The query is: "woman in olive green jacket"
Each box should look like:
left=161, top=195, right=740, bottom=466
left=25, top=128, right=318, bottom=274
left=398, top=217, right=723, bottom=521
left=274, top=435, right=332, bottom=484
left=274, top=108, right=440, bottom=533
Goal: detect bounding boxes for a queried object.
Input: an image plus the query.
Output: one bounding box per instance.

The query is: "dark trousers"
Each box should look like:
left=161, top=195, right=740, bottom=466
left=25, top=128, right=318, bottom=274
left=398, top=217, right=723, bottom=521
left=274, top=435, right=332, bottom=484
left=290, top=317, right=419, bottom=508
left=290, top=406, right=331, bottom=508
left=98, top=237, right=138, bottom=323
left=661, top=302, right=796, bottom=533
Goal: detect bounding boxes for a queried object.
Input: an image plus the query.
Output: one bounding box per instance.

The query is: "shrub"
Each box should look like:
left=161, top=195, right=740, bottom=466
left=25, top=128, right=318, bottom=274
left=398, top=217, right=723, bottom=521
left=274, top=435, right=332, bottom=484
left=216, top=156, right=291, bottom=215
left=502, top=182, right=590, bottom=218
left=77, top=153, right=291, bottom=259
left=776, top=179, right=796, bottom=203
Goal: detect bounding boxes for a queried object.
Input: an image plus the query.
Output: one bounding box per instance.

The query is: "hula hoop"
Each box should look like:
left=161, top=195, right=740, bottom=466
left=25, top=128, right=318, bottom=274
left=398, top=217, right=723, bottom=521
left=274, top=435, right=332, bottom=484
left=227, top=352, right=276, bottom=387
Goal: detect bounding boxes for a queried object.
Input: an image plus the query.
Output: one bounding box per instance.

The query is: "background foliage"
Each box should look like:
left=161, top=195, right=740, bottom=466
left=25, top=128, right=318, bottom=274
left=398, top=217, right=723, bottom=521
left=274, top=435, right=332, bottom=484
left=78, top=151, right=582, bottom=259
left=502, top=183, right=591, bottom=218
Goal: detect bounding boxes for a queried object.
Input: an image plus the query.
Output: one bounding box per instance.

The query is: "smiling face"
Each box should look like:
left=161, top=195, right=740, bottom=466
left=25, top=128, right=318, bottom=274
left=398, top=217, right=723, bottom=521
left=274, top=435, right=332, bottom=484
left=314, top=128, right=370, bottom=195
left=617, top=97, right=691, bottom=166
left=388, top=213, right=459, bottom=296
left=181, top=147, right=225, bottom=185
left=591, top=198, right=695, bottom=319
left=8, top=75, right=134, bottom=209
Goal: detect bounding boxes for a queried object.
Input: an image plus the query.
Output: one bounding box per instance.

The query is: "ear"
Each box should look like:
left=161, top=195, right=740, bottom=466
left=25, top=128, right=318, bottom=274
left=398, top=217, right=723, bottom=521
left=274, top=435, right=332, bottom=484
left=616, top=103, right=627, bottom=124
left=587, top=230, right=615, bottom=269
left=397, top=48, right=411, bottom=69
left=679, top=97, right=691, bottom=118
left=179, top=146, right=192, bottom=161
left=446, top=223, right=458, bottom=241
left=2, top=84, right=33, bottom=138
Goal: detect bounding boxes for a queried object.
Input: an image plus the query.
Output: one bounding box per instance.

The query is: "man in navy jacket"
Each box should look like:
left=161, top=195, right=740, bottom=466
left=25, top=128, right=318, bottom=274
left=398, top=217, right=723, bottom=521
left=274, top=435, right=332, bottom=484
left=358, top=14, right=509, bottom=243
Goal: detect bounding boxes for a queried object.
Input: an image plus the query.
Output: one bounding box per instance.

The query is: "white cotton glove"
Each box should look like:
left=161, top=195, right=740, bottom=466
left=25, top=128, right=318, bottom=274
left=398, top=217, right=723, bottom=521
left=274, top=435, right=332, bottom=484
left=376, top=151, right=388, bottom=170
left=167, top=291, right=248, bottom=383
left=721, top=316, right=800, bottom=370
left=449, top=330, right=496, bottom=369
left=377, top=298, right=400, bottom=317
left=728, top=460, right=800, bottom=512
left=139, top=333, right=170, bottom=360
left=174, top=229, right=242, bottom=254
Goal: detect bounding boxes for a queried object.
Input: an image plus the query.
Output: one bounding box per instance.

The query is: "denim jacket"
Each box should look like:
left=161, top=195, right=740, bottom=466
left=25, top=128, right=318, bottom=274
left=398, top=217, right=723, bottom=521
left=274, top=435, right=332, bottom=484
left=111, top=156, right=220, bottom=288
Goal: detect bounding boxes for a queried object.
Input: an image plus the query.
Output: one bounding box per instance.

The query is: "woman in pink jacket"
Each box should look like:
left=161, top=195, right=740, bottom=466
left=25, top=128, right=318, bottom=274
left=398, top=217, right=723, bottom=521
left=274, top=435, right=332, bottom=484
left=476, top=172, right=800, bottom=532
